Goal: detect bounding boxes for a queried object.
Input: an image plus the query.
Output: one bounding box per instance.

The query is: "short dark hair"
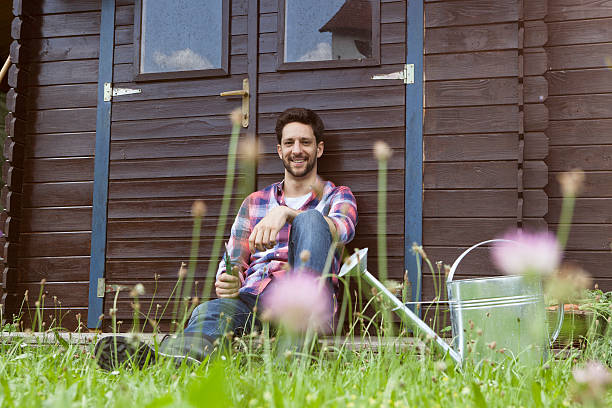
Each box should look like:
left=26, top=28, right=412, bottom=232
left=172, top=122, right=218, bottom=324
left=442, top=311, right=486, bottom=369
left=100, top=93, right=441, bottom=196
left=275, top=107, right=324, bottom=145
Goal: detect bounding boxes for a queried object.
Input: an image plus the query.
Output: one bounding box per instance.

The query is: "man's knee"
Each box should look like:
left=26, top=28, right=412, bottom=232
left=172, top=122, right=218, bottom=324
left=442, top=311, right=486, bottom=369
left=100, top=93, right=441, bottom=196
left=292, top=209, right=326, bottom=231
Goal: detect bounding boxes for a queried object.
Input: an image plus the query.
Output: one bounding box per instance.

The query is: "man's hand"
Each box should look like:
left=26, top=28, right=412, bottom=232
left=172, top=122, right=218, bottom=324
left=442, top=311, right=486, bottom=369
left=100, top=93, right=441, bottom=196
left=248, top=206, right=297, bottom=252
left=215, top=272, right=241, bottom=298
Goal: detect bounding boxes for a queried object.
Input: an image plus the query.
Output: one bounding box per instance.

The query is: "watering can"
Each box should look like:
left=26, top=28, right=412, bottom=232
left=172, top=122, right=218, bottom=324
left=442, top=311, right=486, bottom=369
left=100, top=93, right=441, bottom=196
left=339, top=240, right=564, bottom=365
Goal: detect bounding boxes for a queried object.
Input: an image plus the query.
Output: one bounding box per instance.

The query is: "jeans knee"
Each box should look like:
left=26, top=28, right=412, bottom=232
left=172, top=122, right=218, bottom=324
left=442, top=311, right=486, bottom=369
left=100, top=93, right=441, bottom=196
left=293, top=209, right=326, bottom=230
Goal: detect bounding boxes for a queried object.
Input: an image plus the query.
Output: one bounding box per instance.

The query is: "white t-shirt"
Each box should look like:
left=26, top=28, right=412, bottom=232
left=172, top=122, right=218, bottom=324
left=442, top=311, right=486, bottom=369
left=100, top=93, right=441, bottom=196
left=284, top=193, right=311, bottom=210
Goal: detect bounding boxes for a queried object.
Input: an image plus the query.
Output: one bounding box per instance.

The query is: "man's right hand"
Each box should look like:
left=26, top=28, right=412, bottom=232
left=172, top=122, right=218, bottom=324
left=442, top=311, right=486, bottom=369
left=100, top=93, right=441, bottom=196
left=215, top=272, right=241, bottom=298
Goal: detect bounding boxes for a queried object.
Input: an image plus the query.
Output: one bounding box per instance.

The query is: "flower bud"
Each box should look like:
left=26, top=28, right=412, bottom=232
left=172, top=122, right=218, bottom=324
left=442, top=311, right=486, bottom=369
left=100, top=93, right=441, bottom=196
left=373, top=141, right=392, bottom=161
left=191, top=200, right=206, bottom=217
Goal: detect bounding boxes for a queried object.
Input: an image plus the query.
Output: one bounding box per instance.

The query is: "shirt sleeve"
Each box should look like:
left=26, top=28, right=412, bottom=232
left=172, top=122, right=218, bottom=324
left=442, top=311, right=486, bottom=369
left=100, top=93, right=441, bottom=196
left=216, top=195, right=252, bottom=284
left=326, top=186, right=358, bottom=245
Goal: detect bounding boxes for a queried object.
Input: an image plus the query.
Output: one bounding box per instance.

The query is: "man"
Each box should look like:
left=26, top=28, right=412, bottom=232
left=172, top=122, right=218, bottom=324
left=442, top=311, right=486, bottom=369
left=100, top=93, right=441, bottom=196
left=95, top=108, right=358, bottom=369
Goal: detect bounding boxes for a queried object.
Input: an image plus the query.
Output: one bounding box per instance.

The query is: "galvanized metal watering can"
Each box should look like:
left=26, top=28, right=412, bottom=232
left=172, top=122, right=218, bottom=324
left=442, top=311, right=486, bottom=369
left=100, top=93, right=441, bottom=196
left=339, top=240, right=565, bottom=365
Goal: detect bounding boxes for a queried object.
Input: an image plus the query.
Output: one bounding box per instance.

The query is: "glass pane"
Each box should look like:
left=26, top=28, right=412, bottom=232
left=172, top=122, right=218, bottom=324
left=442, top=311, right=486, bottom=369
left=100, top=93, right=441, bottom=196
left=140, top=0, right=223, bottom=73
left=284, top=0, right=373, bottom=63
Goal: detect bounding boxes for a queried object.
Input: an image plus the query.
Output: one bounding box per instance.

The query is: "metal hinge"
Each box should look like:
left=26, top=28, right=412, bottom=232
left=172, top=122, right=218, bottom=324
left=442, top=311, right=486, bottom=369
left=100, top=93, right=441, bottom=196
left=97, top=278, right=106, bottom=298
left=103, top=82, right=142, bottom=102
left=371, top=64, right=414, bottom=84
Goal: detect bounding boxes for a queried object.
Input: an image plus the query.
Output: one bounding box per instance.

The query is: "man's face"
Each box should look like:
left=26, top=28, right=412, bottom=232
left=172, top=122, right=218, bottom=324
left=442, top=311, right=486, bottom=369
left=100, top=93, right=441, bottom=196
left=277, top=122, right=324, bottom=178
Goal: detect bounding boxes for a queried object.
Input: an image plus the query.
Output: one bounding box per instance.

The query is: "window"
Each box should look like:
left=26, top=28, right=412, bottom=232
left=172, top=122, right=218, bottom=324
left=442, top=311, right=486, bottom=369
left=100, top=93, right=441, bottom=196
left=133, top=0, right=229, bottom=81
left=278, top=0, right=380, bottom=70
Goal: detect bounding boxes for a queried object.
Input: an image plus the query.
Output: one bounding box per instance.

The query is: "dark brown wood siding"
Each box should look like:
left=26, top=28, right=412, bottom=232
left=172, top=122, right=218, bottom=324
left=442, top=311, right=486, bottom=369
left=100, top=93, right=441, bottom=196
left=422, top=0, right=521, bottom=297
left=3, top=0, right=100, bottom=326
left=544, top=0, right=612, bottom=289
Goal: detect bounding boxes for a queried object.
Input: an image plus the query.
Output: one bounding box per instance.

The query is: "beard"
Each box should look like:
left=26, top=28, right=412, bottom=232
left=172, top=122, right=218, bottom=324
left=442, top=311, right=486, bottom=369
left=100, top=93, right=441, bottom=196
left=282, top=152, right=317, bottom=178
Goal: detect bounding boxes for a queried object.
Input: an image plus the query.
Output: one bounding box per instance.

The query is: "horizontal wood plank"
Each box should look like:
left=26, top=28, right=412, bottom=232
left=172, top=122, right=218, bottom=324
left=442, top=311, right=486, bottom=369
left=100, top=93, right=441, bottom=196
left=18, top=257, right=91, bottom=283
left=548, top=145, right=612, bottom=171
left=21, top=208, right=92, bottom=232
left=23, top=182, right=93, bottom=207
left=425, top=51, right=518, bottom=80
left=24, top=158, right=94, bottom=183
left=547, top=171, right=612, bottom=198
left=423, top=161, right=517, bottom=188
left=425, top=0, right=518, bottom=27
left=547, top=94, right=612, bottom=120
left=28, top=84, right=98, bottom=110
left=423, top=218, right=516, bottom=246
left=547, top=119, right=612, bottom=146
left=108, top=177, right=239, bottom=200
left=547, top=43, right=612, bottom=70
left=424, top=105, right=518, bottom=134
left=27, top=108, right=97, bottom=134
left=424, top=133, right=517, bottom=161
left=547, top=69, right=612, bottom=96
left=425, top=78, right=517, bottom=107
left=547, top=18, right=612, bottom=46
left=19, top=232, right=91, bottom=257
left=259, top=86, right=404, bottom=114
left=258, top=65, right=405, bottom=93
left=425, top=23, right=517, bottom=54
left=547, top=198, right=612, bottom=224
left=423, top=190, right=517, bottom=217
left=547, top=0, right=612, bottom=22
left=29, top=60, right=98, bottom=86
left=24, top=35, right=100, bottom=62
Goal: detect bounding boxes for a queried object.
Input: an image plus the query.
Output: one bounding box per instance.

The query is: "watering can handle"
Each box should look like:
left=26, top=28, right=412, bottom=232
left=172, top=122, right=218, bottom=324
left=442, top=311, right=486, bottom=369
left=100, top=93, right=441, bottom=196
left=446, top=239, right=564, bottom=346
left=447, top=239, right=515, bottom=283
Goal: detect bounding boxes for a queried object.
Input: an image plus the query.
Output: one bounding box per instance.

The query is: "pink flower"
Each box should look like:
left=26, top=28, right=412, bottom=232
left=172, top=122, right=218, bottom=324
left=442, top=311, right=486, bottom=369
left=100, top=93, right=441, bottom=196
left=262, top=271, right=332, bottom=333
left=573, top=361, right=612, bottom=390
left=492, top=229, right=562, bottom=276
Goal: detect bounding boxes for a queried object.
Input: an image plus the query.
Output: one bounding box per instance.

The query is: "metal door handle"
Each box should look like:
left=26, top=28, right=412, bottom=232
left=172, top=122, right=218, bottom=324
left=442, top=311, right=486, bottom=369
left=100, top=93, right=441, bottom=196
left=220, top=78, right=249, bottom=127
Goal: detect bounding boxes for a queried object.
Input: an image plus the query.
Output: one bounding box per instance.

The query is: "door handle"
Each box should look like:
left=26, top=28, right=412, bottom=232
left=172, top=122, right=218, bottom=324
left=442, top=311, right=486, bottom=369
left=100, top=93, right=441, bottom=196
left=220, top=78, right=249, bottom=127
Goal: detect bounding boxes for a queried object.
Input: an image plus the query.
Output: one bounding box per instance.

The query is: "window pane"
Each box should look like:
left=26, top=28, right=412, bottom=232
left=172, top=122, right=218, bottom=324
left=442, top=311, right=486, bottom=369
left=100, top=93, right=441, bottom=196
left=284, top=0, right=373, bottom=63
left=140, top=0, right=223, bottom=73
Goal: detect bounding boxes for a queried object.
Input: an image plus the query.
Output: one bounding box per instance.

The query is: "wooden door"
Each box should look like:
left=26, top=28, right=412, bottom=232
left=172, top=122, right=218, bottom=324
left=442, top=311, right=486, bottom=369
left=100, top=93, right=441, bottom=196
left=88, top=0, right=416, bottom=329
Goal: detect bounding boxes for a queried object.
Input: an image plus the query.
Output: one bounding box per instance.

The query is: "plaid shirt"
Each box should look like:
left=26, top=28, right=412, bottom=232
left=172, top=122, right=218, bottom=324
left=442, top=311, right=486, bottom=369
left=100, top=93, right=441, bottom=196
left=217, top=179, right=358, bottom=296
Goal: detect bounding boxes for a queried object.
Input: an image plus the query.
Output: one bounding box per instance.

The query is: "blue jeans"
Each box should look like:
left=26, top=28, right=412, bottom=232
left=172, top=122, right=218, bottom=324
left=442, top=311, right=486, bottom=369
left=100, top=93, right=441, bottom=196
left=184, top=209, right=333, bottom=340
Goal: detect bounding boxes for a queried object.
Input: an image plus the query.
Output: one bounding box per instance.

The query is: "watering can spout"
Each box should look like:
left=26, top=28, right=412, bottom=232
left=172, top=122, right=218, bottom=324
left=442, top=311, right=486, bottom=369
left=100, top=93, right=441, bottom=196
left=340, top=249, right=462, bottom=364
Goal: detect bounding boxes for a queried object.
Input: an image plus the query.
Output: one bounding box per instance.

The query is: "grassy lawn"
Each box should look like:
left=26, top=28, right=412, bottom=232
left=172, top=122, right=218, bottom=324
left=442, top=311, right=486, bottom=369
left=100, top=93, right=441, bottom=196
left=0, top=329, right=609, bottom=408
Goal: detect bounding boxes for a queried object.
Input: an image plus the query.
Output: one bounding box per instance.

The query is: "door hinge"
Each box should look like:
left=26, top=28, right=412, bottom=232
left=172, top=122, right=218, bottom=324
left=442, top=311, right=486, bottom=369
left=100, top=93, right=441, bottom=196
left=103, top=82, right=142, bottom=102
left=371, top=64, right=414, bottom=84
left=97, top=278, right=106, bottom=298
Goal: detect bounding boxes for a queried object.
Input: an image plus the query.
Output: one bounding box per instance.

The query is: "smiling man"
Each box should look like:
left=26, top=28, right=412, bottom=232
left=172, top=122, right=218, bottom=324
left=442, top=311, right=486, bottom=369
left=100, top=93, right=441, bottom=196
left=95, top=107, right=358, bottom=369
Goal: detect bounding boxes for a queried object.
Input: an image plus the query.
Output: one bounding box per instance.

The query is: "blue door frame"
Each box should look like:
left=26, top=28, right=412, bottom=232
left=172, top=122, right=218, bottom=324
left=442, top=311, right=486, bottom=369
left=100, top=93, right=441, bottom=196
left=405, top=0, right=424, bottom=306
left=88, top=0, right=115, bottom=328
left=87, top=0, right=424, bottom=327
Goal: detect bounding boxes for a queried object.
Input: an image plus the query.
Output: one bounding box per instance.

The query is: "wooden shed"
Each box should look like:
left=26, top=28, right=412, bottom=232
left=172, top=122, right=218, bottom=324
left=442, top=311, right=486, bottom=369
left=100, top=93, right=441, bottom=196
left=2, top=0, right=611, bottom=330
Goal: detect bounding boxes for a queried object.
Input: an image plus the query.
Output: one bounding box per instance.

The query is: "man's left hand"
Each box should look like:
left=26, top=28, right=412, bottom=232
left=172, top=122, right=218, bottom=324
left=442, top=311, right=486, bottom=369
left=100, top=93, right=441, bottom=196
left=248, top=206, right=296, bottom=252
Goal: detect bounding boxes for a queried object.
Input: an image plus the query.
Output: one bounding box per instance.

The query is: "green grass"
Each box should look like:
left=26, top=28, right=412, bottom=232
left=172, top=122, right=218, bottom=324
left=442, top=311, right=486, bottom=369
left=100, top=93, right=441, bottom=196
left=0, top=330, right=609, bottom=408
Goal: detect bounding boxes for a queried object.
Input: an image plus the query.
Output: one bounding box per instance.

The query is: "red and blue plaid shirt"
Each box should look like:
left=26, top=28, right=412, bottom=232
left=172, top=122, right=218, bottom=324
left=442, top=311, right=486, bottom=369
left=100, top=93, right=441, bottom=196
left=217, top=179, right=358, bottom=296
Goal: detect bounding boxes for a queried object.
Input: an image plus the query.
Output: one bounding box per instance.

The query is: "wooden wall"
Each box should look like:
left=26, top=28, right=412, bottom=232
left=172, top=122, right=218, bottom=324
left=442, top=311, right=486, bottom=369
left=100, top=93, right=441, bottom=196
left=545, top=0, right=612, bottom=289
left=3, top=0, right=611, bottom=330
left=3, top=0, right=100, bottom=328
left=421, top=0, right=522, bottom=298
